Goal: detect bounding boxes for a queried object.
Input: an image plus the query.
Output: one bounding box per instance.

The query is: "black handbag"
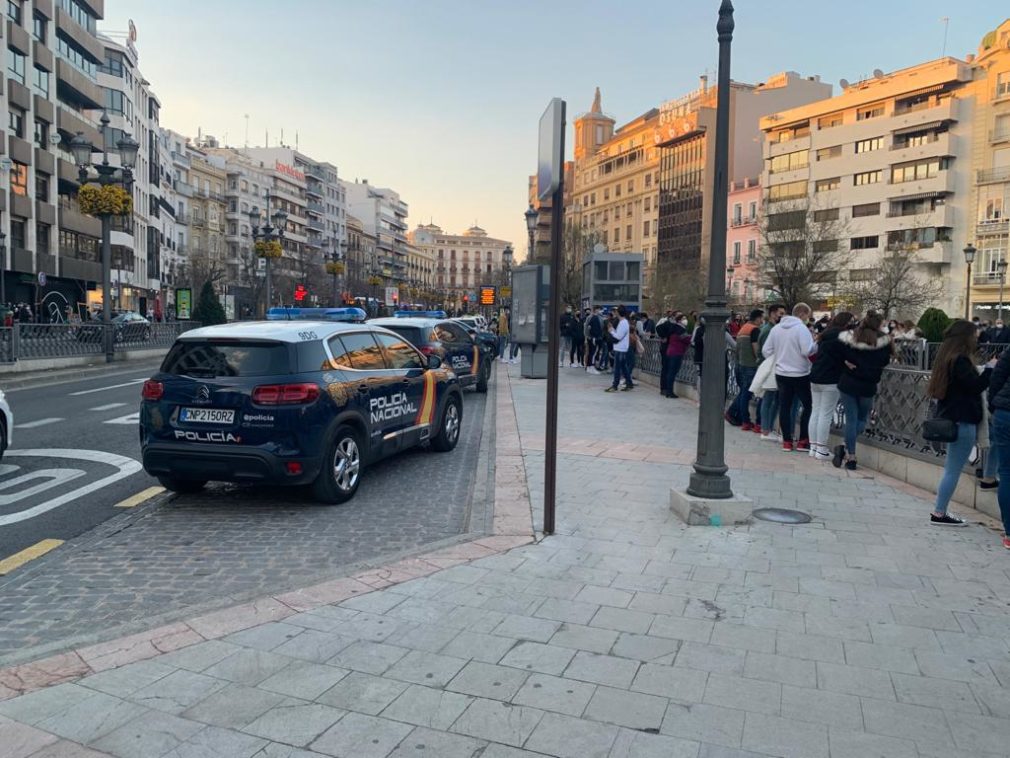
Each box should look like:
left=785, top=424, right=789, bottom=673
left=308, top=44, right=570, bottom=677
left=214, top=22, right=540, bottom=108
left=922, top=413, right=958, bottom=443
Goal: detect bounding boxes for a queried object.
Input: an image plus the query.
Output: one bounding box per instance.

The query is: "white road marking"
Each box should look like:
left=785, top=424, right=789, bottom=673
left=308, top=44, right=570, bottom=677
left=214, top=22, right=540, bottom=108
left=15, top=418, right=64, bottom=430
left=0, top=449, right=142, bottom=526
left=69, top=379, right=145, bottom=397
left=0, top=469, right=86, bottom=505
left=103, top=413, right=140, bottom=426
left=89, top=403, right=127, bottom=412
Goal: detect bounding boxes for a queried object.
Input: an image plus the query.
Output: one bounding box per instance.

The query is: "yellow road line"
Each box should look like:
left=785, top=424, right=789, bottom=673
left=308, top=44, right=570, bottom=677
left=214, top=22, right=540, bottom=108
left=0, top=539, right=64, bottom=575
left=114, top=486, right=166, bottom=509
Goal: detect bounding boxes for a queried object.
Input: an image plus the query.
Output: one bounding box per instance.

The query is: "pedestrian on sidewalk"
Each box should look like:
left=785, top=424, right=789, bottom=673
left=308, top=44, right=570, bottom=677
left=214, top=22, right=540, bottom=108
left=832, top=312, right=893, bottom=470
left=927, top=320, right=996, bottom=526
left=809, top=312, right=853, bottom=460
left=560, top=306, right=575, bottom=367
left=569, top=309, right=585, bottom=367
left=985, top=345, right=1010, bottom=548
left=604, top=305, right=633, bottom=392
left=627, top=313, right=644, bottom=377
left=763, top=302, right=817, bottom=452
left=757, top=304, right=786, bottom=440
left=727, top=309, right=764, bottom=430
left=659, top=312, right=690, bottom=398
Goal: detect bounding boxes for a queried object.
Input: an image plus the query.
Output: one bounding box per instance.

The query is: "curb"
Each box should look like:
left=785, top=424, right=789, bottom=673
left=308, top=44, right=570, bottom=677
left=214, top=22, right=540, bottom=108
left=0, top=361, right=536, bottom=700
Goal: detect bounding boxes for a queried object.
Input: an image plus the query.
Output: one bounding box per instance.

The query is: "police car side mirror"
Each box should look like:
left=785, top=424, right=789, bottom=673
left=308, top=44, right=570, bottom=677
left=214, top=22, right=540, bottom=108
left=427, top=354, right=442, bottom=370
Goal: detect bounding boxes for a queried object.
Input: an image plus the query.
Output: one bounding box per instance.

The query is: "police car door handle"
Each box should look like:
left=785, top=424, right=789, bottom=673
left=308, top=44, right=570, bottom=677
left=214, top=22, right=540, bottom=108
left=357, top=384, right=369, bottom=394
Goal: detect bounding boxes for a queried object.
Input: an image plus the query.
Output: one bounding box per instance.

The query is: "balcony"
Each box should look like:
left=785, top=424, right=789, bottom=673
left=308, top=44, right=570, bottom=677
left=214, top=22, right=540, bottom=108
left=55, top=58, right=103, bottom=110
left=305, top=165, right=326, bottom=181
left=307, top=200, right=325, bottom=214
left=305, top=181, right=323, bottom=198
left=990, top=128, right=1010, bottom=144
left=175, top=180, right=194, bottom=197
left=189, top=212, right=206, bottom=227
left=978, top=166, right=1010, bottom=185
left=55, top=5, right=105, bottom=63
left=974, top=272, right=1006, bottom=286
left=56, top=107, right=102, bottom=147
left=978, top=219, right=1010, bottom=237
left=307, top=218, right=325, bottom=232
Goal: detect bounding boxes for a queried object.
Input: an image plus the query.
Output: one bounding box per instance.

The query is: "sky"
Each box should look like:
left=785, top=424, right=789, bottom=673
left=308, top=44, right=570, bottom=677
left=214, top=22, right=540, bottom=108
left=102, top=0, right=1001, bottom=258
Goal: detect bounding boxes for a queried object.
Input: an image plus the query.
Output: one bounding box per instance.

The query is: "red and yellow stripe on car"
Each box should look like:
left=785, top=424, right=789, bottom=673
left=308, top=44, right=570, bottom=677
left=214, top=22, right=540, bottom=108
left=415, top=371, right=437, bottom=426
left=472, top=345, right=480, bottom=377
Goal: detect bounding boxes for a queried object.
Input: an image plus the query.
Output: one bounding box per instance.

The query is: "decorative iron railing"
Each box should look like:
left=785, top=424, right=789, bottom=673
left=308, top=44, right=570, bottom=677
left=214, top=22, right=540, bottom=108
left=0, top=321, right=198, bottom=363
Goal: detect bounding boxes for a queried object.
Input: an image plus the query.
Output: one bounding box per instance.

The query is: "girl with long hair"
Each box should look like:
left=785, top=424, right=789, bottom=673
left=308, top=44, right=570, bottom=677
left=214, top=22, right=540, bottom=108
left=808, top=312, right=853, bottom=461
left=927, top=320, right=996, bottom=526
left=832, top=312, right=893, bottom=470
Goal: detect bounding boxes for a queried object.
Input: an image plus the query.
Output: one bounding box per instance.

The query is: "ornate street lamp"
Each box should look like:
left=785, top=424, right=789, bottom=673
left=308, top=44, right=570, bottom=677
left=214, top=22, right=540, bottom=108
left=326, top=238, right=348, bottom=306
left=525, top=204, right=537, bottom=260
left=963, top=243, right=976, bottom=320
left=502, top=244, right=513, bottom=308
left=70, top=113, right=139, bottom=362
left=249, top=195, right=286, bottom=314
left=998, top=257, right=1008, bottom=323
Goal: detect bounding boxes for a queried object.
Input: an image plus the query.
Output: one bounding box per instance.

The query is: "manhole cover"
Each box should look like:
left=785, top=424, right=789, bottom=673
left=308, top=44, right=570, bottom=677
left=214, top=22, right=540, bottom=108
left=752, top=508, right=812, bottom=524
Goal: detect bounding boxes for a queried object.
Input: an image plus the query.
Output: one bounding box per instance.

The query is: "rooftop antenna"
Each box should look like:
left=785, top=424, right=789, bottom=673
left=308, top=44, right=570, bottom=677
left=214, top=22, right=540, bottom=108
left=244, top=114, right=249, bottom=147
left=280, top=128, right=284, bottom=147
left=265, top=129, right=269, bottom=147
left=941, top=16, right=950, bottom=57
left=295, top=131, right=299, bottom=151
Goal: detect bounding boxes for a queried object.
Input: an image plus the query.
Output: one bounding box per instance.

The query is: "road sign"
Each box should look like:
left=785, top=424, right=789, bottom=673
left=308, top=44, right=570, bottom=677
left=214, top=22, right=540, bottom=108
left=37, top=271, right=46, bottom=287
left=537, top=98, right=564, bottom=201
left=500, top=286, right=512, bottom=300
left=480, top=286, right=496, bottom=306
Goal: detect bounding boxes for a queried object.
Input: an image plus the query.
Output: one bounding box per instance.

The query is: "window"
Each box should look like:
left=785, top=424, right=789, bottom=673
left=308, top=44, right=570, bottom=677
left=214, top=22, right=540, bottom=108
left=767, top=211, right=806, bottom=231
left=857, top=105, right=885, bottom=121
left=887, top=227, right=945, bottom=249
left=32, top=11, right=44, bottom=40
left=7, top=0, right=21, bottom=24
left=58, top=0, right=96, bottom=33
left=36, top=222, right=50, bottom=253
left=627, top=180, right=633, bottom=193
left=10, top=219, right=25, bottom=250
left=375, top=334, right=423, bottom=370
left=813, top=208, right=839, bottom=222
left=57, top=36, right=96, bottom=77
left=32, top=65, right=48, bottom=97
left=813, top=240, right=838, bottom=253
left=768, top=149, right=809, bottom=173
left=603, top=188, right=609, bottom=201
left=614, top=206, right=620, bottom=220
left=7, top=47, right=25, bottom=84
left=643, top=220, right=650, bottom=236
left=767, top=180, right=807, bottom=202
left=749, top=201, right=757, bottom=220
left=980, top=185, right=1005, bottom=223
left=733, top=241, right=741, bottom=265
left=8, top=108, right=24, bottom=139
left=613, top=227, right=620, bottom=243
left=645, top=174, right=652, bottom=188
left=895, top=128, right=943, bottom=149
left=33, top=119, right=48, bottom=147
left=625, top=224, right=632, bottom=241
left=816, top=145, right=842, bottom=161
left=98, top=50, right=125, bottom=77
left=850, top=235, right=879, bottom=250
left=999, top=72, right=1010, bottom=99
left=851, top=202, right=880, bottom=218
left=854, top=137, right=884, bottom=153
left=815, top=177, right=840, bottom=192
left=747, top=239, right=757, bottom=262
left=732, top=203, right=742, bottom=223
left=891, top=158, right=947, bottom=184
left=644, top=197, right=651, bottom=212
left=163, top=342, right=289, bottom=377
left=35, top=173, right=48, bottom=201
left=818, top=114, right=843, bottom=129
left=10, top=161, right=27, bottom=196
left=854, top=170, right=881, bottom=186
left=615, top=184, right=622, bottom=197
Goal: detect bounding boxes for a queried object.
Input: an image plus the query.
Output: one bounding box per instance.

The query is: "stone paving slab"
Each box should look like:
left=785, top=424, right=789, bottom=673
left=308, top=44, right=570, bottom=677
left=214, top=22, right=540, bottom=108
left=1, top=362, right=1010, bottom=757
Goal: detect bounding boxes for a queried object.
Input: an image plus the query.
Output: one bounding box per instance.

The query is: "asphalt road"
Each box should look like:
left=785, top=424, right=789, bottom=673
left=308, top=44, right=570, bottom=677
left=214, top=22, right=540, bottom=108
left=0, top=360, right=166, bottom=560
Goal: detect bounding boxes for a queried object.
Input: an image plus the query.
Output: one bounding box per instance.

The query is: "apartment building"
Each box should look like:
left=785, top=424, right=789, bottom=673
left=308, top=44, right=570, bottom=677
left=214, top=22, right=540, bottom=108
left=411, top=222, right=511, bottom=302
left=760, top=58, right=974, bottom=314
left=342, top=179, right=408, bottom=287
left=345, top=213, right=376, bottom=295
left=726, top=178, right=761, bottom=305
left=186, top=148, right=227, bottom=284
left=159, top=127, right=193, bottom=304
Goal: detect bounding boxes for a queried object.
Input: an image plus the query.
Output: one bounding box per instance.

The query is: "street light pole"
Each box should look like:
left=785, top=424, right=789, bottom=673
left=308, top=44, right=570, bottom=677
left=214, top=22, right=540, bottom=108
left=525, top=204, right=537, bottom=261
left=963, top=243, right=976, bottom=321
left=688, top=0, right=735, bottom=500
left=998, top=258, right=1007, bottom=323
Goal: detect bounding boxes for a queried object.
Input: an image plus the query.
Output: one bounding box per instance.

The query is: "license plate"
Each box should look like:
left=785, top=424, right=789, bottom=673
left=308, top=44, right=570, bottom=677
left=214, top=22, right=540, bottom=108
left=180, top=407, right=235, bottom=424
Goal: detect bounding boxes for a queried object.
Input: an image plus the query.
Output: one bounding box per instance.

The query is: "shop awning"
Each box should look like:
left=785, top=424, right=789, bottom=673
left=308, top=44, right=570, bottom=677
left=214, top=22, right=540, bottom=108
left=892, top=119, right=953, bottom=136
left=888, top=190, right=950, bottom=202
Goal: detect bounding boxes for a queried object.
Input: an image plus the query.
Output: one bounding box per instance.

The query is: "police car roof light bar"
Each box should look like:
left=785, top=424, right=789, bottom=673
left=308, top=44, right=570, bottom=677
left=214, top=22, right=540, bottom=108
left=394, top=310, right=447, bottom=319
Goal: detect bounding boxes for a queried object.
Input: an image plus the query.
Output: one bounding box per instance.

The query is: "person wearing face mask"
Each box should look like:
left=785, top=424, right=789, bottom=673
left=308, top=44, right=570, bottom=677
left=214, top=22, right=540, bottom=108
left=659, top=312, right=691, bottom=398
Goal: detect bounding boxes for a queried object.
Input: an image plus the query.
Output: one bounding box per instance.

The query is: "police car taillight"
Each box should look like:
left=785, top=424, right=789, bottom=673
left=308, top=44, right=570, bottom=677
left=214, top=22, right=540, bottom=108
left=252, top=383, right=321, bottom=405
left=142, top=380, right=164, bottom=401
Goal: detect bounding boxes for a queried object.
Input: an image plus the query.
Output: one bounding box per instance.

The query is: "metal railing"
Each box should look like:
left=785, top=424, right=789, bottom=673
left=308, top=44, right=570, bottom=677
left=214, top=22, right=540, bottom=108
left=0, top=321, right=198, bottom=363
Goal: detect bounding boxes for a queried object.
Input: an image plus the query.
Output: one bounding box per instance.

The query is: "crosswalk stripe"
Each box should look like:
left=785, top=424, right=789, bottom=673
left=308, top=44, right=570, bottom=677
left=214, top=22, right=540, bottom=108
left=89, top=403, right=127, bottom=412
left=0, top=539, right=64, bottom=575
left=15, top=418, right=64, bottom=430
left=113, top=486, right=165, bottom=509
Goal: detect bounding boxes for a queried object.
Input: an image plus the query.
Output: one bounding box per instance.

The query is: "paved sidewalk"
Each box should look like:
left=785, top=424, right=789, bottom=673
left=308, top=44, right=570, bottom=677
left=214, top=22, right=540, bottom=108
left=2, top=362, right=1010, bottom=757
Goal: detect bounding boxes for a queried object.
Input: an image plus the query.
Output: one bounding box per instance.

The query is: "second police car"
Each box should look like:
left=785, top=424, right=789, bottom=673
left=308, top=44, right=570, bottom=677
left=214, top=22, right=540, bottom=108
left=369, top=312, right=492, bottom=393
left=139, top=320, right=463, bottom=504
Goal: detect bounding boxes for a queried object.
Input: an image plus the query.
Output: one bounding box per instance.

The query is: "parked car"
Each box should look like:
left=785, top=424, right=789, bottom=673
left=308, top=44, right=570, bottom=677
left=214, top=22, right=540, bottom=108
left=76, top=312, right=151, bottom=344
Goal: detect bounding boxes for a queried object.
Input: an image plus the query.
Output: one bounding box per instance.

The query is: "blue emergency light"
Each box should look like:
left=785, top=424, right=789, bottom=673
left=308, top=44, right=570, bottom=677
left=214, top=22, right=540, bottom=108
left=394, top=310, right=447, bottom=318
left=267, top=307, right=367, bottom=322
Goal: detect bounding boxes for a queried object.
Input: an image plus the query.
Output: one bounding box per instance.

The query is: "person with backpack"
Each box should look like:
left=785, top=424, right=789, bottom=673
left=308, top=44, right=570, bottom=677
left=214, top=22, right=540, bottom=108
left=831, top=312, right=893, bottom=470
left=926, top=320, right=995, bottom=526
left=808, top=312, right=853, bottom=461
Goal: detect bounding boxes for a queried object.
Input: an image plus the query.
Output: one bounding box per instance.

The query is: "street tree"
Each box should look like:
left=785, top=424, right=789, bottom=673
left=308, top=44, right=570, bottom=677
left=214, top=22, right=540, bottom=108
left=560, top=219, right=601, bottom=308
left=757, top=201, right=851, bottom=308
left=182, top=246, right=226, bottom=304
left=651, top=264, right=707, bottom=314
left=839, top=244, right=945, bottom=320
left=191, top=280, right=227, bottom=326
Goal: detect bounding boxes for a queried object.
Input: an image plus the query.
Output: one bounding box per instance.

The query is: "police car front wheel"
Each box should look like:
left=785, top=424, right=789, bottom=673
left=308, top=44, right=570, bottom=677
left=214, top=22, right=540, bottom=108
left=313, top=425, right=363, bottom=504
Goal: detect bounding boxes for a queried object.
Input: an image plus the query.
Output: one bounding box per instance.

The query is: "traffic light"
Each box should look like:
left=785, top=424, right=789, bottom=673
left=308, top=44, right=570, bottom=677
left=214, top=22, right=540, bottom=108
left=463, top=294, right=469, bottom=303
left=294, top=284, right=307, bottom=303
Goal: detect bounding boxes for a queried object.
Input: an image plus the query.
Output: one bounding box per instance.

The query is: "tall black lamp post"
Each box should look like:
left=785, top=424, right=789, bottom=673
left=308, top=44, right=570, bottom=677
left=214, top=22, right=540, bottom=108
left=70, top=115, right=140, bottom=363
left=326, top=238, right=347, bottom=306
left=502, top=244, right=513, bottom=307
left=688, top=0, right=735, bottom=500
left=525, top=204, right=537, bottom=260
left=963, top=243, right=976, bottom=320
left=249, top=194, right=287, bottom=313
left=998, top=258, right=1007, bottom=322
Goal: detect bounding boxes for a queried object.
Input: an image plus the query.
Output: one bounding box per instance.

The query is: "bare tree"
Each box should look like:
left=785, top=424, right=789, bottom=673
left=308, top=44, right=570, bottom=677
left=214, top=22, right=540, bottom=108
left=560, top=220, right=601, bottom=308
left=181, top=247, right=226, bottom=301
left=651, top=265, right=707, bottom=314
left=757, top=201, right=852, bottom=308
left=839, top=243, right=946, bottom=320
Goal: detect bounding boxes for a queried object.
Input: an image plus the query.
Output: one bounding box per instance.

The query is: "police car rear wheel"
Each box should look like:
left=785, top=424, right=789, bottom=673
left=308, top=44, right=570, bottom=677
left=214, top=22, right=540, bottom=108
left=431, top=396, right=461, bottom=452
left=476, top=363, right=489, bottom=393
left=157, top=476, right=207, bottom=494
left=313, top=425, right=362, bottom=504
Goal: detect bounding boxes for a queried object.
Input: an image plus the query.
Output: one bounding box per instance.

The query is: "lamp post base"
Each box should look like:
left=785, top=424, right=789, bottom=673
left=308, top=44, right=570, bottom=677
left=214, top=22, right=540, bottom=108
left=670, top=487, right=753, bottom=526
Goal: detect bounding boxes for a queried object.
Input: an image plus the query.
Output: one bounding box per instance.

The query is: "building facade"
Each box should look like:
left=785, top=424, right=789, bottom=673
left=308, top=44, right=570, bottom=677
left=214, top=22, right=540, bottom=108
left=345, top=213, right=376, bottom=296
left=185, top=149, right=227, bottom=292
left=411, top=223, right=511, bottom=306
left=726, top=178, right=761, bottom=305
left=342, top=179, right=408, bottom=288
left=760, top=58, right=975, bottom=315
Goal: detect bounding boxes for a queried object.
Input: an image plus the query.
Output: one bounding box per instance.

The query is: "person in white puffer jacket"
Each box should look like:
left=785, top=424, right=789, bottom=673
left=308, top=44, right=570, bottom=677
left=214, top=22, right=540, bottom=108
left=762, top=303, right=818, bottom=452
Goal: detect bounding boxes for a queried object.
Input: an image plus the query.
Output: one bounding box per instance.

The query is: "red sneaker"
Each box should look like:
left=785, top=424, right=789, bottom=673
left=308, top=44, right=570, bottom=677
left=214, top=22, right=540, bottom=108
left=796, top=439, right=810, bottom=452
left=782, top=441, right=794, bottom=452
left=1002, top=535, right=1010, bottom=550
left=752, top=425, right=763, bottom=435
left=741, top=422, right=753, bottom=432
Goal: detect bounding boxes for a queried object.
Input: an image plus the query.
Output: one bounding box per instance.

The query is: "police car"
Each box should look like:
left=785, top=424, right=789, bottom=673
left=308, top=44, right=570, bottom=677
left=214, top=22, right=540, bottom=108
left=139, top=321, right=463, bottom=504
left=369, top=312, right=491, bottom=393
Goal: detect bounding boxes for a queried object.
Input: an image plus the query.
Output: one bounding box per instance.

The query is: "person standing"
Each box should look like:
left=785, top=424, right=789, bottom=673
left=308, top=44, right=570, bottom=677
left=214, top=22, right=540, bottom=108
left=586, top=306, right=604, bottom=375
left=831, top=312, right=893, bottom=470
left=727, top=309, right=764, bottom=430
left=809, top=312, right=853, bottom=461
left=763, top=302, right=816, bottom=452
left=757, top=304, right=785, bottom=440
left=985, top=345, right=1010, bottom=548
left=559, top=306, right=575, bottom=366
left=927, top=320, right=995, bottom=526
left=569, top=309, right=585, bottom=367
left=660, top=313, right=690, bottom=398
left=605, top=305, right=633, bottom=392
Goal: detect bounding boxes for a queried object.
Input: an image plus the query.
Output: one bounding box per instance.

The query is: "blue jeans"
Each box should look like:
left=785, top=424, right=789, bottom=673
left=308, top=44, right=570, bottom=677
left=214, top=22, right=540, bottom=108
left=732, top=366, right=757, bottom=424
left=611, top=350, right=632, bottom=388
left=991, top=411, right=1010, bottom=534
left=983, top=421, right=1000, bottom=480
left=761, top=390, right=779, bottom=433
left=935, top=422, right=977, bottom=516
left=661, top=354, right=683, bottom=396
left=840, top=392, right=874, bottom=455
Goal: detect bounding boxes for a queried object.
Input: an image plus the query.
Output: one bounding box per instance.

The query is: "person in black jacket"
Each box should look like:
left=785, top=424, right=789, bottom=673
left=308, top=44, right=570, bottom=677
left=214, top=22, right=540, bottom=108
left=986, top=344, right=1010, bottom=548
left=927, top=320, right=996, bottom=526
left=832, top=312, right=893, bottom=471
left=809, top=312, right=853, bottom=462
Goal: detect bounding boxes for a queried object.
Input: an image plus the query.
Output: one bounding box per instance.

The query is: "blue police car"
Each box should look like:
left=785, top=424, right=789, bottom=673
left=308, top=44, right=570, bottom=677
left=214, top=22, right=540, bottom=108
left=140, top=321, right=463, bottom=504
left=370, top=312, right=491, bottom=393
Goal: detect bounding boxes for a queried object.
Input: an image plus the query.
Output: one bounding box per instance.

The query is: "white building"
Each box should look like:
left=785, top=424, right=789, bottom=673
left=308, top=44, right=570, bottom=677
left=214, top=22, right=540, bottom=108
left=341, top=179, right=408, bottom=285
left=410, top=223, right=512, bottom=303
